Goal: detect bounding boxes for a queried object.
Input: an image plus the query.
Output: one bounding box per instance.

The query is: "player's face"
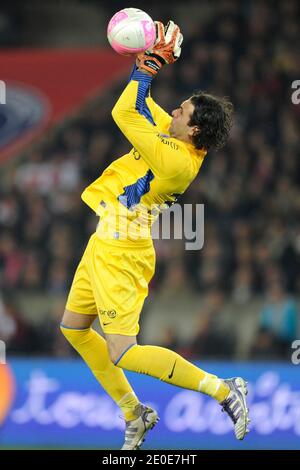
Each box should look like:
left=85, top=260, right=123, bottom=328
left=169, top=99, right=198, bottom=143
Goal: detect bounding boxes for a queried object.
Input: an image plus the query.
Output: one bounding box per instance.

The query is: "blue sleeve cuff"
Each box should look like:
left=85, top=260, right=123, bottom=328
left=129, top=64, right=153, bottom=84
left=131, top=68, right=153, bottom=84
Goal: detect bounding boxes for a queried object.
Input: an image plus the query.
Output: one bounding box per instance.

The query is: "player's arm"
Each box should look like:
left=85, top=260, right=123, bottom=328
left=112, top=21, right=185, bottom=178
left=127, top=60, right=172, bottom=132
left=146, top=93, right=172, bottom=133
left=135, top=20, right=181, bottom=134
left=112, top=69, right=189, bottom=178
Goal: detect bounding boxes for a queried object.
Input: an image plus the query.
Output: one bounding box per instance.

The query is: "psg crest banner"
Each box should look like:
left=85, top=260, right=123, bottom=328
left=0, top=48, right=130, bottom=164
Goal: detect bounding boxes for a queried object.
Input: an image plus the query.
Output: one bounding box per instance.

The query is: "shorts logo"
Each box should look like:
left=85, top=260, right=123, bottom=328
left=107, top=309, right=117, bottom=319
left=98, top=309, right=117, bottom=319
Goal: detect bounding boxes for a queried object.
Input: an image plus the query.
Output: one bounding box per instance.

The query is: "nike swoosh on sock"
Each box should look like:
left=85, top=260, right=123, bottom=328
left=168, top=360, right=177, bottom=379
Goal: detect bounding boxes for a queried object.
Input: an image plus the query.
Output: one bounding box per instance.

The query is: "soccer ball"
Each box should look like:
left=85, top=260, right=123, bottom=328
left=107, top=8, right=156, bottom=56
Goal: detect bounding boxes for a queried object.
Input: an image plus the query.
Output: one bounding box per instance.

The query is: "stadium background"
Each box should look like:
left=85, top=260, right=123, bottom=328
left=0, top=0, right=299, bottom=449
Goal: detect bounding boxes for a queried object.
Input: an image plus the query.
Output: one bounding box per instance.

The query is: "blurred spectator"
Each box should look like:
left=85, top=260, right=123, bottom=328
left=0, top=294, right=41, bottom=354
left=46, top=260, right=70, bottom=294
left=38, top=298, right=77, bottom=357
left=189, top=289, right=236, bottom=359
left=159, top=258, right=192, bottom=296
left=249, top=327, right=285, bottom=361
left=159, top=327, right=180, bottom=352
left=259, top=282, right=298, bottom=356
left=0, top=232, right=25, bottom=290
left=19, top=251, right=45, bottom=292
left=232, top=265, right=254, bottom=305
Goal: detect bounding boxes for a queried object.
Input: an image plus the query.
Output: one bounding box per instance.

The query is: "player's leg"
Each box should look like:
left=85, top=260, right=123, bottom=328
left=106, top=334, right=250, bottom=440
left=60, top=310, right=141, bottom=422
left=100, top=239, right=249, bottom=440
left=60, top=234, right=141, bottom=422
left=98, top=239, right=229, bottom=403
left=106, top=333, right=229, bottom=401
left=90, top=240, right=160, bottom=449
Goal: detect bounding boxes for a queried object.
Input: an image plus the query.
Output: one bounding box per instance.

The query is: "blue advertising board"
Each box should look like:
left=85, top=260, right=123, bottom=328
left=0, top=359, right=299, bottom=449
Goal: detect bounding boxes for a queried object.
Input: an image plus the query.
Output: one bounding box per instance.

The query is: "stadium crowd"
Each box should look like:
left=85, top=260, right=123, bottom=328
left=0, top=0, right=299, bottom=359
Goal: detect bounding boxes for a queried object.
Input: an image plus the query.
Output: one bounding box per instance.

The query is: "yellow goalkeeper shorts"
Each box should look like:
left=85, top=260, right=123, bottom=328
left=66, top=233, right=155, bottom=336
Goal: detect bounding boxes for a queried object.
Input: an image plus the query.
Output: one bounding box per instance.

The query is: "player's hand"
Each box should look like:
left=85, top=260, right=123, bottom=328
left=136, top=21, right=183, bottom=77
left=151, top=21, right=183, bottom=63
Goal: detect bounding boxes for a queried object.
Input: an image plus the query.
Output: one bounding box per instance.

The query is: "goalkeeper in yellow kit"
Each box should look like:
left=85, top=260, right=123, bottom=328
left=60, top=21, right=250, bottom=449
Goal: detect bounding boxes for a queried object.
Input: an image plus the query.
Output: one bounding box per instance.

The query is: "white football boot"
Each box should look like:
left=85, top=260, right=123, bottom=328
left=121, top=404, right=159, bottom=450
left=220, top=377, right=250, bottom=440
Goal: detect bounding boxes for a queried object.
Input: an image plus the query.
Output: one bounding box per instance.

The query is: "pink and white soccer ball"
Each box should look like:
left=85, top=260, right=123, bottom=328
left=107, top=8, right=156, bottom=56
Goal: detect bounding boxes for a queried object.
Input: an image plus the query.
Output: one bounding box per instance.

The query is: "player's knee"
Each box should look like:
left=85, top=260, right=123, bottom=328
left=107, top=345, right=121, bottom=365
left=61, top=309, right=96, bottom=330
left=60, top=323, right=71, bottom=341
left=60, top=322, right=91, bottom=349
left=60, top=322, right=66, bottom=332
left=106, top=340, right=136, bottom=365
left=110, top=354, right=118, bottom=364
left=60, top=312, right=70, bottom=339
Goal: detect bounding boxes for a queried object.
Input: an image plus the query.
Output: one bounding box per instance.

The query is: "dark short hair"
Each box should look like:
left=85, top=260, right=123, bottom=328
left=188, top=92, right=234, bottom=150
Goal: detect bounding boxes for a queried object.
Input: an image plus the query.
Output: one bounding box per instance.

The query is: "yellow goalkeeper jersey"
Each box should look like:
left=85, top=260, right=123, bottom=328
left=81, top=66, right=207, bottom=245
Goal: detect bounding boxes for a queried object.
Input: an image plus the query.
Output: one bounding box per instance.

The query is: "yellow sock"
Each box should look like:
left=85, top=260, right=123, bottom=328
left=118, top=393, right=141, bottom=421
left=60, top=325, right=140, bottom=420
left=198, top=373, right=230, bottom=402
left=116, top=344, right=230, bottom=402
